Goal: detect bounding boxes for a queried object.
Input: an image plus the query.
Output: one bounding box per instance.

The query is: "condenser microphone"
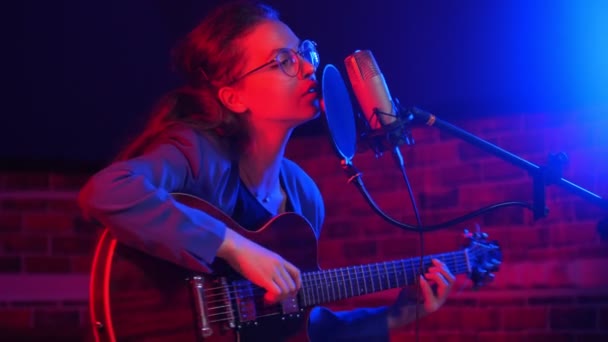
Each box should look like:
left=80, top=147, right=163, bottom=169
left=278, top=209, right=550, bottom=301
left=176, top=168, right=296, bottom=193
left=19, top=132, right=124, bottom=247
left=344, top=50, right=413, bottom=158
left=344, top=50, right=397, bottom=130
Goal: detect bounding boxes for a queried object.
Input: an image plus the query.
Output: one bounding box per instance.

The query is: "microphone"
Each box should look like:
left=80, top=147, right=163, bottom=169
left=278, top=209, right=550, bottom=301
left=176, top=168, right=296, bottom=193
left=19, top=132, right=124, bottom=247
left=344, top=50, right=413, bottom=156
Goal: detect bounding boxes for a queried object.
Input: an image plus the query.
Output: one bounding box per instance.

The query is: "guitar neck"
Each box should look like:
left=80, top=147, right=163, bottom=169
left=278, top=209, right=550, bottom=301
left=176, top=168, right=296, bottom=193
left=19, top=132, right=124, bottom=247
left=299, top=250, right=470, bottom=307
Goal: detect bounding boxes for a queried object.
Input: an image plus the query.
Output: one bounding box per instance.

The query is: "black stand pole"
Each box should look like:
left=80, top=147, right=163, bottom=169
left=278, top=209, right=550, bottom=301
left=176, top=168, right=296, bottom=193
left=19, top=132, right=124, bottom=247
left=405, top=107, right=608, bottom=215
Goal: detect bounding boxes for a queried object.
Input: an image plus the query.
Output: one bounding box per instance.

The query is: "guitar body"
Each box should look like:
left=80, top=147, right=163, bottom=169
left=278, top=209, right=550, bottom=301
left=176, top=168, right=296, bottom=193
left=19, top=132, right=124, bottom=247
left=90, top=193, right=320, bottom=342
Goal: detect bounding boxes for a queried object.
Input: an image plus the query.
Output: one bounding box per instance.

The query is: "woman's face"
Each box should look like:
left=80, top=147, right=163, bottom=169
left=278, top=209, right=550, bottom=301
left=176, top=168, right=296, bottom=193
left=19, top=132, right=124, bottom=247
left=229, top=20, right=321, bottom=127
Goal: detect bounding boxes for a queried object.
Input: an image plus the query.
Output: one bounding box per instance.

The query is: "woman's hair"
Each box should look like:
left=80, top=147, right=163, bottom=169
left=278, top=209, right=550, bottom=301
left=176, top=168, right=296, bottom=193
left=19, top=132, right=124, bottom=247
left=115, top=1, right=279, bottom=161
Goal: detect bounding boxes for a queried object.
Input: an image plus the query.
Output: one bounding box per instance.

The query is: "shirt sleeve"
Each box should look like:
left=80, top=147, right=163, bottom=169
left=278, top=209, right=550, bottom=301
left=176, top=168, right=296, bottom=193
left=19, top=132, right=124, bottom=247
left=77, top=127, right=228, bottom=273
left=307, top=305, right=390, bottom=342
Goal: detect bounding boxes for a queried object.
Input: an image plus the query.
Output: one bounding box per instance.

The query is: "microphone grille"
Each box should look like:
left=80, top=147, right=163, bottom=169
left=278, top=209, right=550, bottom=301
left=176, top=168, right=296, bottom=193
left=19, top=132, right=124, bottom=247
left=353, top=50, right=380, bottom=80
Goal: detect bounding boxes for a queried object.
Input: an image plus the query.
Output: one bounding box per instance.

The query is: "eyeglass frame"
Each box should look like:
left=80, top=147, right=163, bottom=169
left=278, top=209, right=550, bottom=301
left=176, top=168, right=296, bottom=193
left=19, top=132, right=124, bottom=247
left=228, top=40, right=319, bottom=85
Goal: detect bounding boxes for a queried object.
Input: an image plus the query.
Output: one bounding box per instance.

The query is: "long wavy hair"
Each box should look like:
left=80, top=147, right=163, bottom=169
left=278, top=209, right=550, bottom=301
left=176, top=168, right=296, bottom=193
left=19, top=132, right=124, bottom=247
left=115, top=1, right=279, bottom=161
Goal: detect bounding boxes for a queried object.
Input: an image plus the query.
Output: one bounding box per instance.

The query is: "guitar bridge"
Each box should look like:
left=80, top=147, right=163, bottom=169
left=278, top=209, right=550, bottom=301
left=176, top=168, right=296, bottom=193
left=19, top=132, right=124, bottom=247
left=190, top=276, right=236, bottom=338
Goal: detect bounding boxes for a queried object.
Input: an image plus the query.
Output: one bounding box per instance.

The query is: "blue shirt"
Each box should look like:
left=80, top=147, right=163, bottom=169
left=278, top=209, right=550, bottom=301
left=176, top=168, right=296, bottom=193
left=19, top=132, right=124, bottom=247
left=78, top=123, right=389, bottom=341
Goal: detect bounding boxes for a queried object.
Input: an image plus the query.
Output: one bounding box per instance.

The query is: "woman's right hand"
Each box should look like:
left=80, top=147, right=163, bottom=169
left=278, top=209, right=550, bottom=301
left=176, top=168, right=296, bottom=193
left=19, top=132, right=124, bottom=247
left=217, top=228, right=302, bottom=305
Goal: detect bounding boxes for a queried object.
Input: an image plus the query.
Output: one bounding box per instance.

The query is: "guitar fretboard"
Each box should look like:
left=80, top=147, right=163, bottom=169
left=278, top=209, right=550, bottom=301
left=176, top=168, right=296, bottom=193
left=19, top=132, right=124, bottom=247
left=299, top=251, right=469, bottom=307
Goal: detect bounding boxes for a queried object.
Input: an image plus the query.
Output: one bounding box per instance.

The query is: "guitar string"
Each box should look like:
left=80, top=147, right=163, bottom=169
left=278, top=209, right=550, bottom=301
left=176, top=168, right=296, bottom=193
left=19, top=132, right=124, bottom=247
left=200, top=259, right=470, bottom=307
left=200, top=257, right=488, bottom=324
left=201, top=258, right=470, bottom=304
left=200, top=250, right=479, bottom=297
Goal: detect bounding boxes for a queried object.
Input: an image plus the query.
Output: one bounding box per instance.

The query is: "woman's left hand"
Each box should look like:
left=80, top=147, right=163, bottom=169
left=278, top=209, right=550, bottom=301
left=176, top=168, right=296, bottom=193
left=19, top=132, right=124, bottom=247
left=388, top=258, right=456, bottom=329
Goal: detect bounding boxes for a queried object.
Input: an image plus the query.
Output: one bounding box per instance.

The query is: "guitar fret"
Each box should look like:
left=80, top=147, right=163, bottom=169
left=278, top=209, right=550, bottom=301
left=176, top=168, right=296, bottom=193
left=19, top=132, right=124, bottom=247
left=328, top=269, right=336, bottom=301
left=391, top=260, right=399, bottom=288
left=302, top=273, right=308, bottom=306
left=347, top=267, right=354, bottom=298
left=340, top=267, right=348, bottom=298
left=353, top=266, right=361, bottom=295
left=400, top=260, right=406, bottom=287
left=367, top=264, right=376, bottom=292
left=335, top=269, right=342, bottom=300
left=316, top=272, right=324, bottom=304
left=322, top=270, right=329, bottom=303
left=360, top=265, right=368, bottom=294
left=377, top=263, right=383, bottom=291
left=383, top=262, right=390, bottom=290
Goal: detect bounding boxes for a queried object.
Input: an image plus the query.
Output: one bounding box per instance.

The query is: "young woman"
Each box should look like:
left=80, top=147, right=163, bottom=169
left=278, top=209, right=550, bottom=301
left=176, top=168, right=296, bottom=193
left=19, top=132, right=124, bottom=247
left=78, top=1, right=455, bottom=340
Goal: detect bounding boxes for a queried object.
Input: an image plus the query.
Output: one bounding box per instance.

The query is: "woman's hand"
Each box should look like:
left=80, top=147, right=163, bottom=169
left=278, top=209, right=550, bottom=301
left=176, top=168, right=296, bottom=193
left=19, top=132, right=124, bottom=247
left=388, top=258, right=455, bottom=329
left=217, top=228, right=301, bottom=305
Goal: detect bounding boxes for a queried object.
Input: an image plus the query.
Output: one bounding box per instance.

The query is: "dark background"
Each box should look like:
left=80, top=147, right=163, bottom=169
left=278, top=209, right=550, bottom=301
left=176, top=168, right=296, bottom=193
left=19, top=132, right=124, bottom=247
left=10, top=0, right=608, bottom=166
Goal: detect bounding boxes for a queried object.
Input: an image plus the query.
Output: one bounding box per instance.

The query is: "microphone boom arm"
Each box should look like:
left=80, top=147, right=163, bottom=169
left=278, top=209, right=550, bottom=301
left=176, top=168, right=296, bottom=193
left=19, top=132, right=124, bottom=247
left=404, top=106, right=608, bottom=214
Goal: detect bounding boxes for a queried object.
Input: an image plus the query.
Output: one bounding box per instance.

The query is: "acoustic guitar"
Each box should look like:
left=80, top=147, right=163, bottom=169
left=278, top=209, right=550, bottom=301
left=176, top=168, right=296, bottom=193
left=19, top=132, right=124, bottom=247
left=89, top=193, right=501, bottom=341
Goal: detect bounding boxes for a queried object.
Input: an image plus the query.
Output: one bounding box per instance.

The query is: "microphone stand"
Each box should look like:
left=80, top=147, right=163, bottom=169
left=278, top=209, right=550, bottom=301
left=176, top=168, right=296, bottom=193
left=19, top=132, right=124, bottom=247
left=404, top=106, right=608, bottom=237
left=340, top=102, right=608, bottom=237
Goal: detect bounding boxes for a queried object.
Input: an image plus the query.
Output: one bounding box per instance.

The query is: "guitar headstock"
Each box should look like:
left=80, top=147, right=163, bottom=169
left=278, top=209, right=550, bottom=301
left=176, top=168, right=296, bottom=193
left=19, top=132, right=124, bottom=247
left=463, top=227, right=502, bottom=289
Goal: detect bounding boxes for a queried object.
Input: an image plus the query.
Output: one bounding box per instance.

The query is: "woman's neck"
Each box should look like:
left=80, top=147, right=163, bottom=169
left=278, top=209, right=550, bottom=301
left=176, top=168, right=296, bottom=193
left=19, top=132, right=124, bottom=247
left=238, top=125, right=292, bottom=199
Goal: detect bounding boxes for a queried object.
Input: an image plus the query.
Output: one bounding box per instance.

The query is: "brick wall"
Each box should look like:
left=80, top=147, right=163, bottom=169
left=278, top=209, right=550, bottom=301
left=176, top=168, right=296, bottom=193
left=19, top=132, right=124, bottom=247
left=1, top=111, right=607, bottom=341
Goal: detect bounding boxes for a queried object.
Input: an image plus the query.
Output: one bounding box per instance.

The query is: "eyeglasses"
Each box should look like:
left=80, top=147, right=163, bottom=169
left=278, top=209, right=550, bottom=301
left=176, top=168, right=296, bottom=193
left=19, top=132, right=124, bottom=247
left=230, top=40, right=319, bottom=84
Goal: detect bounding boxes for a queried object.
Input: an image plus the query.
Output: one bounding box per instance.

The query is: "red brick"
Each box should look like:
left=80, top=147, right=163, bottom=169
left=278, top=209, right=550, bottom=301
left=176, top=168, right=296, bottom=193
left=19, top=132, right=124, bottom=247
left=71, top=255, right=93, bottom=273
left=573, top=200, right=605, bottom=222
left=409, top=141, right=460, bottom=166
left=418, top=188, right=459, bottom=210
left=477, top=332, right=527, bottom=342
left=460, top=307, right=501, bottom=331
left=378, top=236, right=420, bottom=260
left=0, top=198, right=48, bottom=211
left=470, top=115, right=523, bottom=136
left=498, top=133, right=547, bottom=157
left=33, top=309, right=80, bottom=329
left=439, top=163, right=482, bottom=186
left=22, top=213, right=75, bottom=233
left=358, top=212, right=408, bottom=237
left=436, top=332, right=477, bottom=342
left=73, top=214, right=103, bottom=233
left=0, top=256, right=21, bottom=272
left=0, top=234, right=48, bottom=254
left=285, top=136, right=335, bottom=161
left=481, top=206, right=527, bottom=227
left=502, top=307, right=548, bottom=330
left=342, top=240, right=378, bottom=262
left=49, top=173, right=90, bottom=190
left=0, top=309, right=32, bottom=329
left=0, top=213, right=22, bottom=232
left=573, top=334, right=608, bottom=342
left=389, top=331, right=435, bottom=342
left=549, top=222, right=600, bottom=247
left=423, top=307, right=468, bottom=331
left=458, top=141, right=497, bottom=161
left=542, top=201, right=575, bottom=224
left=354, top=169, right=406, bottom=193
left=478, top=296, right=526, bottom=307
left=528, top=296, right=576, bottom=306
left=318, top=240, right=348, bottom=268
left=483, top=159, right=527, bottom=182
left=51, top=236, right=95, bottom=255
left=0, top=172, right=49, bottom=190
left=550, top=307, right=596, bottom=330
left=601, top=308, right=608, bottom=330
left=526, top=333, right=576, bottom=342
left=410, top=127, right=439, bottom=144
left=48, top=199, right=81, bottom=213
left=24, top=256, right=71, bottom=273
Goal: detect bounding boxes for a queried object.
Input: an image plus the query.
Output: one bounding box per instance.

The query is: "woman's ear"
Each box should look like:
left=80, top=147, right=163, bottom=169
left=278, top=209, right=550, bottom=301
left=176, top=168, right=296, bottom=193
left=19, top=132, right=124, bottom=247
left=217, top=86, right=248, bottom=113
